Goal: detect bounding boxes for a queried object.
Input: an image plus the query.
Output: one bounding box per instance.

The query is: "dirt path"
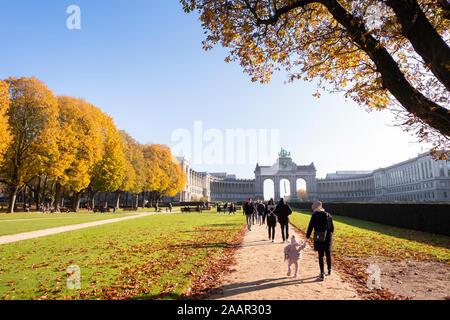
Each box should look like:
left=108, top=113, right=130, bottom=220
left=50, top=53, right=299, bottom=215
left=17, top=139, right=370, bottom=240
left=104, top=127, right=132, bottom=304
left=0, top=212, right=160, bottom=245
left=209, top=222, right=360, bottom=300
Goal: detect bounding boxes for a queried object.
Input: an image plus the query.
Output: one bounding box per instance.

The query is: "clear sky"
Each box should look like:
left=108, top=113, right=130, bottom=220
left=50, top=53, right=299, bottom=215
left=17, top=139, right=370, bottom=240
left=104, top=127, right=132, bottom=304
left=0, top=0, right=430, bottom=179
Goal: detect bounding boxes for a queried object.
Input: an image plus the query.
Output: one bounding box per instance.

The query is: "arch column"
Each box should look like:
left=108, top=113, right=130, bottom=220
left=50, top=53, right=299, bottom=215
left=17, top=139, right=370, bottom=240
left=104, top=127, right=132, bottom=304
left=290, top=176, right=297, bottom=200
left=274, top=176, right=281, bottom=201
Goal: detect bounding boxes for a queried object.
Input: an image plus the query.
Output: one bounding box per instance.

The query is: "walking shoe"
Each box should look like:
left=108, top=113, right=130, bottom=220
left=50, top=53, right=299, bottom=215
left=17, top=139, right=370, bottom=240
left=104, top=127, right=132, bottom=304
left=294, top=273, right=298, bottom=277
left=271, top=240, right=274, bottom=243
left=327, top=270, right=332, bottom=276
left=287, top=270, right=291, bottom=276
left=317, top=273, right=325, bottom=281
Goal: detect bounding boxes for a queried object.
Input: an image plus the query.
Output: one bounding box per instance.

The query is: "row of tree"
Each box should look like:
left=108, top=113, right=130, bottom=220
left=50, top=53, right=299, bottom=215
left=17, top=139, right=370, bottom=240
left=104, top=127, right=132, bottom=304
left=0, top=77, right=186, bottom=213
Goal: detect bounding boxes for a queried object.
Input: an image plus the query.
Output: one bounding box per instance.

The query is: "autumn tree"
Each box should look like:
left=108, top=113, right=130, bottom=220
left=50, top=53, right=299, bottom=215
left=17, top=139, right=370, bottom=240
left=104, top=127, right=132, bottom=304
left=297, top=189, right=307, bottom=201
left=0, top=77, right=59, bottom=213
left=47, top=96, right=105, bottom=212
left=113, top=131, right=148, bottom=210
left=88, top=111, right=125, bottom=209
left=142, top=144, right=186, bottom=206
left=181, top=0, right=450, bottom=156
left=0, top=80, right=10, bottom=165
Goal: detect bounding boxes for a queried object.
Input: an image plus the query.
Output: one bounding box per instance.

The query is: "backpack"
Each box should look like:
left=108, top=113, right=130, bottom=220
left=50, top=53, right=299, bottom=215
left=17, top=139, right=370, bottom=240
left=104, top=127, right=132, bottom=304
left=313, top=212, right=331, bottom=243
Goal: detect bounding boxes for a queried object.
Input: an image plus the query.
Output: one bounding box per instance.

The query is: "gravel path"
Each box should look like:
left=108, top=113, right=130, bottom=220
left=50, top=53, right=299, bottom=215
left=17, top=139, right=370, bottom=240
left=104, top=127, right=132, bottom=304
left=0, top=212, right=159, bottom=245
left=210, top=222, right=360, bottom=300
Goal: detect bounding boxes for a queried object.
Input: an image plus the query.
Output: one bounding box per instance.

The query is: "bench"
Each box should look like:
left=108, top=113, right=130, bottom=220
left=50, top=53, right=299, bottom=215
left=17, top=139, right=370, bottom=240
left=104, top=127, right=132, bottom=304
left=122, top=206, right=138, bottom=211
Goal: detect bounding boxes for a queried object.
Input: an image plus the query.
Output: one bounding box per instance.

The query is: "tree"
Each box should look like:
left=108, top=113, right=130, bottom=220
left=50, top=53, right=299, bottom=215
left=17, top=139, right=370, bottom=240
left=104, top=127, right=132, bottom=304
left=0, top=77, right=59, bottom=213
left=181, top=0, right=450, bottom=157
left=118, top=131, right=146, bottom=209
left=49, top=96, right=105, bottom=212
left=143, top=144, right=186, bottom=205
left=0, top=80, right=10, bottom=165
left=297, top=189, right=307, bottom=201
left=89, top=111, right=125, bottom=209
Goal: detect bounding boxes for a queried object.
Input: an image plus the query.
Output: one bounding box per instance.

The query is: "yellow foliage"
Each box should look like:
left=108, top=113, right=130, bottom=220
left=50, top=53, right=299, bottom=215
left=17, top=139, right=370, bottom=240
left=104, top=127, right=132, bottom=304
left=0, top=80, right=10, bottom=165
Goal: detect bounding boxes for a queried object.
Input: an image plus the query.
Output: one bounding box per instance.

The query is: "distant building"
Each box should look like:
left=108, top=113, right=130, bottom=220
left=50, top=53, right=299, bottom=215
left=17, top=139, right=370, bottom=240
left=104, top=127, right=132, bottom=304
left=170, top=151, right=449, bottom=203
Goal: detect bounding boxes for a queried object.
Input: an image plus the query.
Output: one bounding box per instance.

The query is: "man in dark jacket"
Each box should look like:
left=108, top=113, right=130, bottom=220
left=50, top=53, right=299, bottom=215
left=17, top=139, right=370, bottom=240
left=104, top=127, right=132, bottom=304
left=243, top=199, right=255, bottom=231
left=274, top=198, right=292, bottom=243
left=306, top=201, right=335, bottom=281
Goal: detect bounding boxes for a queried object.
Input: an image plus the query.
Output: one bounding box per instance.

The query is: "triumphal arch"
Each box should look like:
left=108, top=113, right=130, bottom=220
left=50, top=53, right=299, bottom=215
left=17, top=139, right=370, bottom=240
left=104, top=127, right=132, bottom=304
left=254, top=148, right=318, bottom=201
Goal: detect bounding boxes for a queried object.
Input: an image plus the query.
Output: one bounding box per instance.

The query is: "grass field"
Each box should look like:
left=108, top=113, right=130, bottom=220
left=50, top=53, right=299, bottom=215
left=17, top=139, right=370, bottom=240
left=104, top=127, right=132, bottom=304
left=289, top=210, right=450, bottom=263
left=0, top=211, right=244, bottom=300
left=0, top=213, right=136, bottom=236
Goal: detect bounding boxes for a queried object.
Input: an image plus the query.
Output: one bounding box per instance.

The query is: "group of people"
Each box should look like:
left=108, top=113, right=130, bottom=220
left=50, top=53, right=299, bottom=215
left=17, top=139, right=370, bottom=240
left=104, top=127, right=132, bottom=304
left=222, top=202, right=237, bottom=214
left=243, top=197, right=293, bottom=243
left=243, top=198, right=335, bottom=282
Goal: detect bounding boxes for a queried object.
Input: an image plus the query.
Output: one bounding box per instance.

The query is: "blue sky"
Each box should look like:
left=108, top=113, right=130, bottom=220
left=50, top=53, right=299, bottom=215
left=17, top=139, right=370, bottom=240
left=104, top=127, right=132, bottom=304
left=0, top=0, right=429, bottom=178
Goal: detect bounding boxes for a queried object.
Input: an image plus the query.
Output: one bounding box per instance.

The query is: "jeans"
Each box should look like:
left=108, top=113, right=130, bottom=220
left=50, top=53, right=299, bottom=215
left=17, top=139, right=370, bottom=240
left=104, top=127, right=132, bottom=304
left=318, top=248, right=332, bottom=274
left=268, top=225, right=275, bottom=240
left=280, top=223, right=289, bottom=241
left=246, top=215, right=252, bottom=230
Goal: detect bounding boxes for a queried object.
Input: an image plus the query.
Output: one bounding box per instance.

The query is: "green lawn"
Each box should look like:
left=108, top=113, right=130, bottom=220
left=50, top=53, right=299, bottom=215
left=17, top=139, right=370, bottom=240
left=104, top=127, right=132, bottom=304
left=289, top=210, right=450, bottom=263
left=0, top=213, right=135, bottom=236
left=0, top=211, right=244, bottom=300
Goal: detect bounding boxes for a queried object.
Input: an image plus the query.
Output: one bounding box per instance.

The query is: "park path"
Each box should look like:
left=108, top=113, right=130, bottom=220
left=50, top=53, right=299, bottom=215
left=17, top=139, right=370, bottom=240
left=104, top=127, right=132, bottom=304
left=209, top=222, right=360, bottom=300
left=0, top=211, right=164, bottom=245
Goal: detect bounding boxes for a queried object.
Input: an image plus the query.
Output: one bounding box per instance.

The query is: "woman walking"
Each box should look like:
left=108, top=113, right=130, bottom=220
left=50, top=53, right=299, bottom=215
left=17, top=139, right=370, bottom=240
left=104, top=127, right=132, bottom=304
left=306, top=201, right=335, bottom=281
left=266, top=198, right=277, bottom=242
left=274, top=198, right=292, bottom=243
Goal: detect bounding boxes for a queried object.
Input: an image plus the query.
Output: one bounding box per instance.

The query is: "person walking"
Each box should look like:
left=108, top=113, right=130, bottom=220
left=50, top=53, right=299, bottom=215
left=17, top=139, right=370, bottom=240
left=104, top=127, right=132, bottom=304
left=274, top=198, right=292, bottom=243
left=284, top=235, right=307, bottom=277
left=230, top=202, right=236, bottom=215
left=306, top=201, right=335, bottom=281
left=256, top=200, right=265, bottom=225
left=266, top=199, right=277, bottom=242
left=224, top=202, right=228, bottom=214
left=243, top=199, right=255, bottom=231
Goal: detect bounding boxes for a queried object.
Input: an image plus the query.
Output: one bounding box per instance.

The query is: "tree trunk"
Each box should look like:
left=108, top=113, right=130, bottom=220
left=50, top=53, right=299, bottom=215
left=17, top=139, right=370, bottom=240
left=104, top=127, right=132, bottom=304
left=103, top=193, right=108, bottom=209
left=114, top=191, right=121, bottom=210
left=54, top=183, right=62, bottom=213
left=89, top=191, right=96, bottom=209
left=134, top=194, right=139, bottom=209
left=8, top=185, right=19, bottom=213
left=72, top=191, right=81, bottom=212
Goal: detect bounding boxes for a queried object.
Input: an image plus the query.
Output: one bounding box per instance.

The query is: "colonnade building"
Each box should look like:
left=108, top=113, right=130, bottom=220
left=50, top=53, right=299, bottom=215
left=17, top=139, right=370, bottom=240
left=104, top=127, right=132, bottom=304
left=172, top=151, right=450, bottom=203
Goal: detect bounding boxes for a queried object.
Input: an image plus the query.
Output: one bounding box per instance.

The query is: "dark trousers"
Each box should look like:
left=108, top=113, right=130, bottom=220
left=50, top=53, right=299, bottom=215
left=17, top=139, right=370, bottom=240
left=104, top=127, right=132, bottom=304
left=318, top=248, right=332, bottom=274
left=268, top=225, right=275, bottom=240
left=280, top=222, right=289, bottom=241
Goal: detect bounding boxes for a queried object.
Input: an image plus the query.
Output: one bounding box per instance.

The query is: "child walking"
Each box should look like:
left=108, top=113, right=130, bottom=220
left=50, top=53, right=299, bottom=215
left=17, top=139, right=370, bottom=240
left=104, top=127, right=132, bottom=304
left=284, top=235, right=307, bottom=277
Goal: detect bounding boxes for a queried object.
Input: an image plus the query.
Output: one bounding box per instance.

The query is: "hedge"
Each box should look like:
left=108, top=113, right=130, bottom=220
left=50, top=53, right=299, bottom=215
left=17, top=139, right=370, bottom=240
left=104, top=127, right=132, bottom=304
left=288, top=202, right=450, bottom=236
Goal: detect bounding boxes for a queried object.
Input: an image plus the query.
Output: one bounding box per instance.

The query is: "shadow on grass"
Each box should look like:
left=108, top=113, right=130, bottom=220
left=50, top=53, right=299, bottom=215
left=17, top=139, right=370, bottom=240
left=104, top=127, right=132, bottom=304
left=295, top=210, right=450, bottom=250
